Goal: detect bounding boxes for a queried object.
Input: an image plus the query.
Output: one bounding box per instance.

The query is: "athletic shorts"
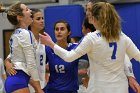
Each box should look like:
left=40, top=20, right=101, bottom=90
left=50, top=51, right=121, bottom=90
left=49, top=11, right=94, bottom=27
left=43, top=88, right=77, bottom=93
left=5, top=70, right=30, bottom=93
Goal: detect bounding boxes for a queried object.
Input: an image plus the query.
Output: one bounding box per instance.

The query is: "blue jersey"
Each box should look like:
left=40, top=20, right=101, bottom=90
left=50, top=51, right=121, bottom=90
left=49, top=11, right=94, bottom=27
left=44, top=43, right=79, bottom=91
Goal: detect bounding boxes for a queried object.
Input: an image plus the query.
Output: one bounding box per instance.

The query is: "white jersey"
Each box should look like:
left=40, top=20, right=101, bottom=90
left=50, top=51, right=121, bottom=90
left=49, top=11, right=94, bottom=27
left=54, top=30, right=140, bottom=93
left=36, top=41, right=46, bottom=88
left=0, top=58, right=6, bottom=93
left=29, top=41, right=46, bottom=92
left=9, top=28, right=39, bottom=81
left=124, top=54, right=134, bottom=77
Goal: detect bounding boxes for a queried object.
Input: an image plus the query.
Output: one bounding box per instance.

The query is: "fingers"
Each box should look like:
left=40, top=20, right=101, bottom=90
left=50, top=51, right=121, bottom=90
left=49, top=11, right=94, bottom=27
left=134, top=83, right=140, bottom=93
left=130, top=84, right=137, bottom=92
left=39, top=33, right=44, bottom=37
left=43, top=32, right=48, bottom=36
left=130, top=82, right=140, bottom=92
left=7, top=68, right=17, bottom=76
left=39, top=32, right=48, bottom=36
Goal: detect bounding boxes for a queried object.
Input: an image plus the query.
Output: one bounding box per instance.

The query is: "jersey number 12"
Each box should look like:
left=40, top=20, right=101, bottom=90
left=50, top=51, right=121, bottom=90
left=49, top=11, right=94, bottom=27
left=55, top=65, right=65, bottom=73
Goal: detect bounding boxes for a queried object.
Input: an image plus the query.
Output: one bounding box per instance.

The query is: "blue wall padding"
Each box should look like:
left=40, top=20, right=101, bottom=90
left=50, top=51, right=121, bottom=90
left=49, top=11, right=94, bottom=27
left=44, top=5, right=85, bottom=42
left=115, top=3, right=140, bottom=93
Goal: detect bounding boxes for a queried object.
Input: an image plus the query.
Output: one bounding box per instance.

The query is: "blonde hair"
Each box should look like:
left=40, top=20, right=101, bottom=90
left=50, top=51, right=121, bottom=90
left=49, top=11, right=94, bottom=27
left=0, top=1, right=23, bottom=25
left=92, top=2, right=121, bottom=42
left=0, top=3, right=5, bottom=13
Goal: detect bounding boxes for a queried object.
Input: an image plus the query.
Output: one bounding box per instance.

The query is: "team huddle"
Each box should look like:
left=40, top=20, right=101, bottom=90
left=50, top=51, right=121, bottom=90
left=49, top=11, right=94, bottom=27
left=0, top=0, right=140, bottom=93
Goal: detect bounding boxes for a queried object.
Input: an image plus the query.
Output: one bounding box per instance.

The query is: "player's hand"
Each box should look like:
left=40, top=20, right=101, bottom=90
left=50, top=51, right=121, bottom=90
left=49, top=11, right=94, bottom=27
left=39, top=32, right=55, bottom=48
left=128, top=76, right=140, bottom=93
left=5, top=58, right=17, bottom=75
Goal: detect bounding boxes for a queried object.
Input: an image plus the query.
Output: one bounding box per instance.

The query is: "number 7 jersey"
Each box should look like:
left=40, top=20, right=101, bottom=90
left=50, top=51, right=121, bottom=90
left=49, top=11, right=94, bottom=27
left=53, top=30, right=140, bottom=93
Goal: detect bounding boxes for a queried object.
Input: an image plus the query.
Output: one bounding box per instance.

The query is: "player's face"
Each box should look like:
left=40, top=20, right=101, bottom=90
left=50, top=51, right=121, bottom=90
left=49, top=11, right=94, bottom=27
left=86, top=2, right=93, bottom=24
left=31, top=12, right=44, bottom=32
left=82, top=25, right=88, bottom=35
left=19, top=4, right=32, bottom=27
left=86, top=2, right=93, bottom=19
left=55, top=23, right=70, bottom=42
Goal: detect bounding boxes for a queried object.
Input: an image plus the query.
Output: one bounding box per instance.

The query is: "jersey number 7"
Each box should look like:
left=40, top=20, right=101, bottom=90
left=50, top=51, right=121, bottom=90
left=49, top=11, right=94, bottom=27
left=109, top=42, right=117, bottom=59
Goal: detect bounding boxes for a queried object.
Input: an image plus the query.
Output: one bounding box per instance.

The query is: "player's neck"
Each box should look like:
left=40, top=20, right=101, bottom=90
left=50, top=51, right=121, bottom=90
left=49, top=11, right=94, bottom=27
left=32, top=28, right=40, bottom=42
left=56, top=41, right=68, bottom=49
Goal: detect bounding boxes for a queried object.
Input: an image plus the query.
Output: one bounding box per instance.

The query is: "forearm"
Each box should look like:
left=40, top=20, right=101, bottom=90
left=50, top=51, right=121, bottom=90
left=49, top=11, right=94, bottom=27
left=29, top=79, right=42, bottom=92
left=54, top=44, right=82, bottom=62
left=23, top=45, right=39, bottom=81
left=124, top=54, right=135, bottom=78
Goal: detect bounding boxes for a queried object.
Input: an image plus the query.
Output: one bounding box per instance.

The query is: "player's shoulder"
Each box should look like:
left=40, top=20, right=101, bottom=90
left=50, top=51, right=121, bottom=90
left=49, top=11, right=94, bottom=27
left=120, top=31, right=131, bottom=41
left=86, top=30, right=101, bottom=39
left=14, top=28, right=30, bottom=36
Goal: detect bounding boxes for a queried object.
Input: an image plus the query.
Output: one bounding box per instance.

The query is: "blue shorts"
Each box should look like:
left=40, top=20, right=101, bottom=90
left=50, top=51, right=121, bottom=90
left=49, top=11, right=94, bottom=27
left=43, top=88, right=77, bottom=93
left=5, top=70, right=30, bottom=93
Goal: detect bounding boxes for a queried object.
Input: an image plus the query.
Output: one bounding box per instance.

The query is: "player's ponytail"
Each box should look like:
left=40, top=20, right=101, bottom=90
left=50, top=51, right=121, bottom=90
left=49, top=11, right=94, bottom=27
left=0, top=3, right=7, bottom=13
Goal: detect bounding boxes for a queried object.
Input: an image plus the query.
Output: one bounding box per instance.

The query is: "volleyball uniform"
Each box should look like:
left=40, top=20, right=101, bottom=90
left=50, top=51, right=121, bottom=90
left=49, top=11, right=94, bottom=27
left=53, top=30, right=140, bottom=93
left=0, top=58, right=6, bottom=93
left=124, top=54, right=134, bottom=77
left=29, top=41, right=47, bottom=92
left=5, top=28, right=39, bottom=93
left=43, top=43, right=79, bottom=93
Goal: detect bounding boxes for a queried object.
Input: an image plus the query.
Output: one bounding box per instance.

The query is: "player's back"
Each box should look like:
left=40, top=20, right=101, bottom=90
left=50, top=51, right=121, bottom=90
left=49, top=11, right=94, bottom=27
left=86, top=30, right=128, bottom=86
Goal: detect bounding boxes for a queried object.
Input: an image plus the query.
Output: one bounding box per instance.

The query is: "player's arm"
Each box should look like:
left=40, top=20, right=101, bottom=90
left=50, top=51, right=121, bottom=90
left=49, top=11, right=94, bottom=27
left=4, top=54, right=17, bottom=75
left=54, top=34, right=92, bottom=62
left=19, top=30, right=43, bottom=92
left=124, top=54, right=135, bottom=78
left=125, top=35, right=140, bottom=61
left=128, top=76, right=140, bottom=93
left=39, top=32, right=92, bottom=62
left=124, top=54, right=140, bottom=93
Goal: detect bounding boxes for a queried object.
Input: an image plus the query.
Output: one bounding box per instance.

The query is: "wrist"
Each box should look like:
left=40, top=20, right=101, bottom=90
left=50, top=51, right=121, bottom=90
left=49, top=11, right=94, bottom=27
left=50, top=42, right=55, bottom=49
left=4, top=58, right=11, bottom=66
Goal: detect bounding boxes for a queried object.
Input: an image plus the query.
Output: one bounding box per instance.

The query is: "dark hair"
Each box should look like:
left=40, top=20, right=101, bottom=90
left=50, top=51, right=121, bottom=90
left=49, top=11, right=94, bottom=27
left=54, top=20, right=71, bottom=43
left=28, top=8, right=42, bottom=30
left=71, top=36, right=82, bottom=43
left=30, top=8, right=41, bottom=18
left=83, top=17, right=96, bottom=32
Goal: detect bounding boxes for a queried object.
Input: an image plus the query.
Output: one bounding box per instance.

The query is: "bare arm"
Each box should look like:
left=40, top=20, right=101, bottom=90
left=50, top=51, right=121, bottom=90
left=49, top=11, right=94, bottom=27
left=128, top=76, right=140, bottom=93
left=4, top=56, right=17, bottom=75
